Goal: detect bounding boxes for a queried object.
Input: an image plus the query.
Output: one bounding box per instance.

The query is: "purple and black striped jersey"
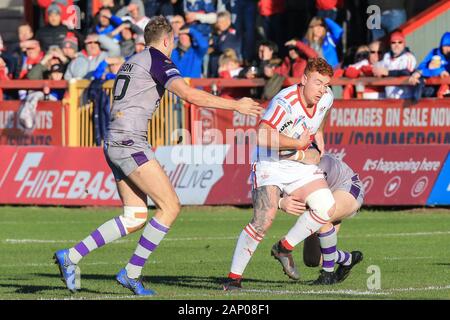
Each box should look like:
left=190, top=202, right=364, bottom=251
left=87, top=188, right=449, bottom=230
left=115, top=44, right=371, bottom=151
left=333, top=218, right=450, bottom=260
left=106, top=47, right=182, bottom=142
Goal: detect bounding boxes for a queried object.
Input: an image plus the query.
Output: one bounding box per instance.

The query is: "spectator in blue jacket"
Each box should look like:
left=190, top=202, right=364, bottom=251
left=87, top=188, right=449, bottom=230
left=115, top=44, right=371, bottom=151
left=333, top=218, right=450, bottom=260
left=94, top=7, right=124, bottom=42
left=409, top=32, right=450, bottom=98
left=303, top=16, right=343, bottom=69
left=93, top=56, right=125, bottom=80
left=410, top=32, right=450, bottom=81
left=171, top=25, right=209, bottom=78
left=208, top=10, right=242, bottom=77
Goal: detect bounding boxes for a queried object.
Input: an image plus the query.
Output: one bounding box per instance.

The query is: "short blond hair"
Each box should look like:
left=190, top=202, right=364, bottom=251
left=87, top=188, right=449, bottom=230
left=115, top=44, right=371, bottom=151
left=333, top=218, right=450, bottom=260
left=218, top=48, right=239, bottom=67
left=144, top=15, right=173, bottom=45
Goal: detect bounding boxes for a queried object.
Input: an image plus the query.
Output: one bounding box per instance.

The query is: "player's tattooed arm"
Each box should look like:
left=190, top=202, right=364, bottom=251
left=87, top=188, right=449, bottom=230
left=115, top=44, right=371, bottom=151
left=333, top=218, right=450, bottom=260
left=251, top=186, right=280, bottom=235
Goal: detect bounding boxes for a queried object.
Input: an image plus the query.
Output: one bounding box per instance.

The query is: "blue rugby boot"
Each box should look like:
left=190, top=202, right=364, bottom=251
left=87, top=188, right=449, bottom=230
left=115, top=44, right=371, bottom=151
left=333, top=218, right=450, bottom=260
left=116, top=268, right=156, bottom=296
left=53, top=249, right=77, bottom=292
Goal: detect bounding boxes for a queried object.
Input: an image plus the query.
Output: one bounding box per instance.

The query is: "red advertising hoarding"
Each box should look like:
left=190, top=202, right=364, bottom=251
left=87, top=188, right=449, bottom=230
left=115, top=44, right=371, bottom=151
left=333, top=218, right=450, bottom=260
left=0, top=146, right=121, bottom=206
left=0, top=101, right=65, bottom=146
left=326, top=145, right=449, bottom=205
left=326, top=99, right=450, bottom=145
left=1, top=145, right=447, bottom=206
left=190, top=99, right=450, bottom=146
left=190, top=102, right=264, bottom=145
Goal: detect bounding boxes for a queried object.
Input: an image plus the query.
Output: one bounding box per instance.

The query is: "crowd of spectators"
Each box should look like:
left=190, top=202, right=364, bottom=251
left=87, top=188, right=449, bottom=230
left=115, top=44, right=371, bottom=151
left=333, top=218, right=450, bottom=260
left=0, top=0, right=448, bottom=102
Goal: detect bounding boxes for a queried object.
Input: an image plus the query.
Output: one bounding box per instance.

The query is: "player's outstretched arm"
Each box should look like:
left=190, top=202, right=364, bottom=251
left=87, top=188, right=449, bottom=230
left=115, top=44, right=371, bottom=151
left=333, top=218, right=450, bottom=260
left=167, top=78, right=263, bottom=116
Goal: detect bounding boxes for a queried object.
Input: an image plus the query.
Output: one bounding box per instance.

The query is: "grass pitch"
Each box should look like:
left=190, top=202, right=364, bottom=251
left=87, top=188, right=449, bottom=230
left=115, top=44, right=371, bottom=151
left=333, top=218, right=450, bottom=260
left=0, top=206, right=449, bottom=300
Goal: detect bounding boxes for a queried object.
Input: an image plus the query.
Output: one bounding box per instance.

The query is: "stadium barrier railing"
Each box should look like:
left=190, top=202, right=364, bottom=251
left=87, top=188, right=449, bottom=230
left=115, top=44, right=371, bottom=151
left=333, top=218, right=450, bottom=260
left=66, top=79, right=189, bottom=147
left=0, top=77, right=448, bottom=147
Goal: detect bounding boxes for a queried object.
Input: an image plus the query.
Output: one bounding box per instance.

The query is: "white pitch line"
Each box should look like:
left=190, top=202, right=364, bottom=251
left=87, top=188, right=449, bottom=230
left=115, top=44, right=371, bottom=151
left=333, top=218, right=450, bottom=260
left=0, top=261, right=129, bottom=268
left=241, top=288, right=388, bottom=296
left=332, top=231, right=450, bottom=238
left=2, top=257, right=433, bottom=267
left=30, top=285, right=450, bottom=300
left=3, top=239, right=75, bottom=244
left=0, top=221, right=115, bottom=225
left=388, top=285, right=450, bottom=293
left=2, top=236, right=239, bottom=244
left=3, top=230, right=450, bottom=245
left=383, top=256, right=434, bottom=261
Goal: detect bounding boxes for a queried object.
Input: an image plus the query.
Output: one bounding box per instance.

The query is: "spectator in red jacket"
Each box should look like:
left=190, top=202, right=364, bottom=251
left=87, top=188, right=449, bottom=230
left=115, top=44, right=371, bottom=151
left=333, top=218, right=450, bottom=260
left=217, top=48, right=249, bottom=98
left=18, top=40, right=44, bottom=79
left=275, top=39, right=318, bottom=78
left=0, top=35, right=12, bottom=100
left=343, top=40, right=386, bottom=99
left=0, top=56, right=11, bottom=100
left=344, top=40, right=384, bottom=77
left=218, top=49, right=243, bottom=79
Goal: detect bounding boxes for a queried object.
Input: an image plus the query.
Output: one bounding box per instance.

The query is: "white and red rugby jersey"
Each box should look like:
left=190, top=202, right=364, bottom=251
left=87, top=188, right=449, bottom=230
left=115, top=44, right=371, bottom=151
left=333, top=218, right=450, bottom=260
left=254, top=84, right=334, bottom=163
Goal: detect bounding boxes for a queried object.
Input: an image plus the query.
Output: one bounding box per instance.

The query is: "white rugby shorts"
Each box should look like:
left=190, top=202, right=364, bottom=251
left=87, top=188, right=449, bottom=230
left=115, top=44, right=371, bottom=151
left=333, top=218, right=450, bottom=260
left=251, top=160, right=325, bottom=194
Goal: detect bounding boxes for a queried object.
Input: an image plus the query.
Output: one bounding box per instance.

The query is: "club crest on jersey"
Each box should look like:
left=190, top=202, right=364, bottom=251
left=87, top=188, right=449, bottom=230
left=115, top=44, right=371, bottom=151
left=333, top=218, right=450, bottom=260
left=165, top=68, right=180, bottom=76
left=319, top=105, right=327, bottom=113
left=293, top=115, right=305, bottom=128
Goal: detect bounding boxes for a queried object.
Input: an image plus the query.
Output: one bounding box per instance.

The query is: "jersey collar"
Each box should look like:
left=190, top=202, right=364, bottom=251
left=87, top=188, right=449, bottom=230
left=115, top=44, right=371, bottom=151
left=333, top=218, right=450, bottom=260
left=297, top=84, right=317, bottom=119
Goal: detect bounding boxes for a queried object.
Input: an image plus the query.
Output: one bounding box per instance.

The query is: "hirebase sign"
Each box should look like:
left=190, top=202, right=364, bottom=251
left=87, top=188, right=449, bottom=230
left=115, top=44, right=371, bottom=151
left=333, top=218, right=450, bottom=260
left=0, top=144, right=448, bottom=206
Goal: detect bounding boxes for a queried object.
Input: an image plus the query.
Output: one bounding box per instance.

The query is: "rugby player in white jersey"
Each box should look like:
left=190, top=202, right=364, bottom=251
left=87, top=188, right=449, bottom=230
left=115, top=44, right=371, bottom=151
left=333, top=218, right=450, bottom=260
left=53, top=16, right=262, bottom=296
left=223, top=58, right=337, bottom=290
left=278, top=147, right=364, bottom=285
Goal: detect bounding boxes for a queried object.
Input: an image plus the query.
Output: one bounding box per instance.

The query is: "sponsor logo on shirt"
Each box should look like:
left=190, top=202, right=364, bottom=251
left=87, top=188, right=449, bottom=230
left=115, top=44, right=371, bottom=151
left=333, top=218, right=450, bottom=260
left=279, top=120, right=293, bottom=133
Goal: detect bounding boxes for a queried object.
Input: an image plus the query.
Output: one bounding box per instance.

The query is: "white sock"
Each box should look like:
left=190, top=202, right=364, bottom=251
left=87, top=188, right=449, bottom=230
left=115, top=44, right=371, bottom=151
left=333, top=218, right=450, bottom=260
left=229, top=223, right=263, bottom=277
left=318, top=226, right=337, bottom=272
left=125, top=217, right=169, bottom=279
left=68, top=216, right=127, bottom=264
left=283, top=210, right=326, bottom=249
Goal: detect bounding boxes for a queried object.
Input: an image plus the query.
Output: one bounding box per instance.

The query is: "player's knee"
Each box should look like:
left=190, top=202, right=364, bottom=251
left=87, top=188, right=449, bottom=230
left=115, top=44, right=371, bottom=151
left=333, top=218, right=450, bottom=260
left=306, top=188, right=336, bottom=222
left=120, top=206, right=148, bottom=234
left=159, top=198, right=181, bottom=218
left=254, top=221, right=272, bottom=236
